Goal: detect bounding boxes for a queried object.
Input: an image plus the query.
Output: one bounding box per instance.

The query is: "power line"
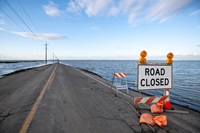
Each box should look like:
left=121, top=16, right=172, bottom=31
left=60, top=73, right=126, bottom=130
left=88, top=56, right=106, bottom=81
left=0, top=7, right=44, bottom=47
left=16, top=0, right=41, bottom=35
left=1, top=0, right=49, bottom=62
left=2, top=0, right=44, bottom=44
left=0, top=7, right=27, bottom=32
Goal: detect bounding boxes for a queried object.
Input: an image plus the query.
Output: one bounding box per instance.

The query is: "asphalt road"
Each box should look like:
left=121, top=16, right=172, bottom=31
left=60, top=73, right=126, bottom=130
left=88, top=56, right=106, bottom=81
left=0, top=63, right=199, bottom=133
left=0, top=64, right=55, bottom=133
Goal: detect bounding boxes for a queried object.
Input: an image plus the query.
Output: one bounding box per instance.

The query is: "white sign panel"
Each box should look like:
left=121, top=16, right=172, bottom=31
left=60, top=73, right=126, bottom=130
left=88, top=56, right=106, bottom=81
left=137, top=64, right=172, bottom=90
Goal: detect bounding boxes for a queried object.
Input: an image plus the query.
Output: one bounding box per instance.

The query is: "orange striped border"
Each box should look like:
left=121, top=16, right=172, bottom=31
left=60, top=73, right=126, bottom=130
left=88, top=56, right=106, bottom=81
left=134, top=96, right=169, bottom=104
left=114, top=72, right=127, bottom=78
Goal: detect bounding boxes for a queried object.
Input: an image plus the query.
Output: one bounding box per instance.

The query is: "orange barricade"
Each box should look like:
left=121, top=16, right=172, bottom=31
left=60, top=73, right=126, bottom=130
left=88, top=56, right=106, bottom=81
left=112, top=72, right=129, bottom=95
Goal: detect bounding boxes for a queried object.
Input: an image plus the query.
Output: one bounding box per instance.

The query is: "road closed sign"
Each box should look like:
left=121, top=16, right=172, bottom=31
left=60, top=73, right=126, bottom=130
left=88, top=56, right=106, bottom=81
left=137, top=64, right=172, bottom=90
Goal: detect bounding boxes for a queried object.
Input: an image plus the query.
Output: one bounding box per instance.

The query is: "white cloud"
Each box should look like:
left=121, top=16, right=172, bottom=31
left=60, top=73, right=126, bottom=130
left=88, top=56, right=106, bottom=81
left=0, top=27, right=4, bottom=31
left=12, top=32, right=67, bottom=40
left=43, top=1, right=64, bottom=16
left=196, top=26, right=200, bottom=29
left=147, top=0, right=191, bottom=22
left=67, top=0, right=115, bottom=16
left=67, top=1, right=82, bottom=15
left=126, top=0, right=147, bottom=24
left=66, top=0, right=193, bottom=24
left=190, top=9, right=200, bottom=16
left=84, top=0, right=113, bottom=16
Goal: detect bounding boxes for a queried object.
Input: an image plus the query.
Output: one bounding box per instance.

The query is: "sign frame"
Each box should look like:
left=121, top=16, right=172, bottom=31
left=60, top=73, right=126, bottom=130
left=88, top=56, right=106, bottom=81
left=137, top=63, right=173, bottom=91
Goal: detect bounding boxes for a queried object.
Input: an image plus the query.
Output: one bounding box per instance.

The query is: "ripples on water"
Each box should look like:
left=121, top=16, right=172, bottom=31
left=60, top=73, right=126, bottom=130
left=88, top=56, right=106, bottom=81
left=61, top=60, right=200, bottom=112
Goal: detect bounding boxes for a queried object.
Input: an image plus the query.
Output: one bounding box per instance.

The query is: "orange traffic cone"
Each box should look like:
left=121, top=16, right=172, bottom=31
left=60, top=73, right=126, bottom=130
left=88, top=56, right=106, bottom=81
left=164, top=101, right=172, bottom=110
left=164, top=89, right=172, bottom=110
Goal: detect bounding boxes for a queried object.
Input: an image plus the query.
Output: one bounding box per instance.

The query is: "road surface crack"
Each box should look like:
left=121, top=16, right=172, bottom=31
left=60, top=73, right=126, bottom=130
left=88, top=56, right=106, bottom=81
left=0, top=110, right=15, bottom=123
left=0, top=101, right=35, bottom=124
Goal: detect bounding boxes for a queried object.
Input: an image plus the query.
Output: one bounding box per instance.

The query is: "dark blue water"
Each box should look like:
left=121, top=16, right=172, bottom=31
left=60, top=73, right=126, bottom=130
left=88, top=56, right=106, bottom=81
left=61, top=60, right=200, bottom=112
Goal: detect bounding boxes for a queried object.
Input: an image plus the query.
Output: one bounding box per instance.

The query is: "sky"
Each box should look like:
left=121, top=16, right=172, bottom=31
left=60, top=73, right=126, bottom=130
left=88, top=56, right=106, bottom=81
left=0, top=0, right=200, bottom=60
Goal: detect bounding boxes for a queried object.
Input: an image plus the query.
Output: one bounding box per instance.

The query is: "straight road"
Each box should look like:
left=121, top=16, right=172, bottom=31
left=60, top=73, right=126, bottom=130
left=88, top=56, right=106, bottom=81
left=0, top=64, right=55, bottom=133
left=0, top=64, right=136, bottom=133
left=26, top=64, right=135, bottom=133
left=0, top=63, right=199, bottom=133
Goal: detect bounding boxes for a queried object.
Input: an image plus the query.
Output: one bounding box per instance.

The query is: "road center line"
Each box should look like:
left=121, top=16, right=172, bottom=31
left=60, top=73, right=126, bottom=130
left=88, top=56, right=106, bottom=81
left=19, top=64, right=57, bottom=133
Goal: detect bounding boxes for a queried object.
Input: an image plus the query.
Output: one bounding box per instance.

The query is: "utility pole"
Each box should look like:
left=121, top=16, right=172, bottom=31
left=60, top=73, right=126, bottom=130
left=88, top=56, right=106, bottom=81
left=53, top=52, right=54, bottom=62
left=45, top=42, right=48, bottom=65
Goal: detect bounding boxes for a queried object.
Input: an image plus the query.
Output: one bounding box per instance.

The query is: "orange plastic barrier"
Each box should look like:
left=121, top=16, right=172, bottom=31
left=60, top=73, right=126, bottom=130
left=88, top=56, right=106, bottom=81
left=153, top=115, right=167, bottom=127
left=140, top=113, right=167, bottom=127
left=140, top=113, right=155, bottom=126
left=150, top=101, right=164, bottom=113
